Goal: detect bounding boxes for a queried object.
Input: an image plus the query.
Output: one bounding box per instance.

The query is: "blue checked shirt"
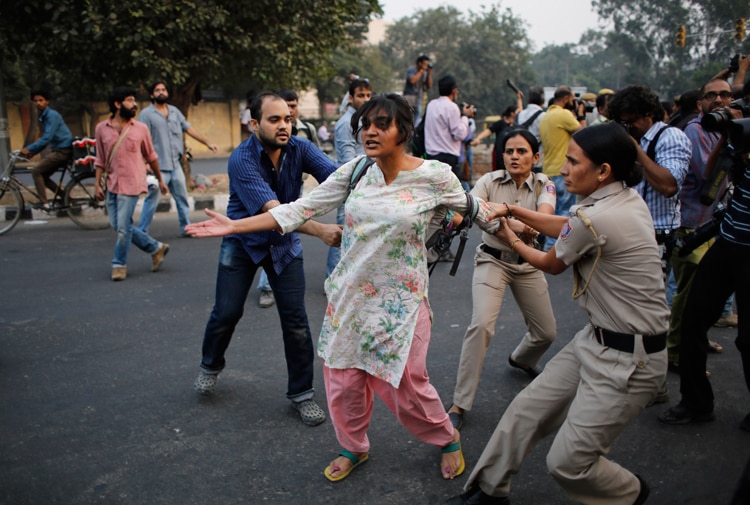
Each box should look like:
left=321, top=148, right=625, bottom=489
left=635, top=121, right=691, bottom=230
left=226, top=135, right=337, bottom=274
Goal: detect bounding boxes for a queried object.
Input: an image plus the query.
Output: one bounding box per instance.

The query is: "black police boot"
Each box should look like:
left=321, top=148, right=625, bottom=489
left=444, top=482, right=510, bottom=505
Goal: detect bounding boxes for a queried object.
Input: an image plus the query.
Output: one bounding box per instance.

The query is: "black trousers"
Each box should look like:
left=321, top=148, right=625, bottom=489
left=426, top=152, right=462, bottom=180
left=679, top=237, right=750, bottom=413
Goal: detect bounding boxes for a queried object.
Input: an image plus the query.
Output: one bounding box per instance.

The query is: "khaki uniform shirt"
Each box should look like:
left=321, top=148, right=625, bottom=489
left=471, top=170, right=556, bottom=251
left=555, top=182, right=670, bottom=335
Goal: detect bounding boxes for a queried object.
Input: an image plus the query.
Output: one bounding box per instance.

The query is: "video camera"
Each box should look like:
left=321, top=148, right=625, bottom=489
left=574, top=92, right=595, bottom=114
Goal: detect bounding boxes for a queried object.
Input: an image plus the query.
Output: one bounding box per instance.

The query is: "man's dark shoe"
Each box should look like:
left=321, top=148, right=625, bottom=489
left=508, top=355, right=541, bottom=379
left=634, top=474, right=649, bottom=505
left=448, top=410, right=463, bottom=430
left=658, top=403, right=715, bottom=425
left=444, top=482, right=510, bottom=505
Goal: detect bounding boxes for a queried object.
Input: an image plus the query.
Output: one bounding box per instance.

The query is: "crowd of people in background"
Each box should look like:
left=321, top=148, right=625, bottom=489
left=18, top=50, right=750, bottom=503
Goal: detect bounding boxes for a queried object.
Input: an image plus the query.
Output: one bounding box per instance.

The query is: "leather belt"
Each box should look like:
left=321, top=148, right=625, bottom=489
left=480, top=243, right=525, bottom=264
left=592, top=325, right=666, bottom=354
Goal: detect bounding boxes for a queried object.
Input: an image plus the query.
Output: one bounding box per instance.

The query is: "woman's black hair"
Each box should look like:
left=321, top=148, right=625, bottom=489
left=501, top=128, right=540, bottom=155
left=571, top=122, right=642, bottom=187
left=352, top=93, right=413, bottom=146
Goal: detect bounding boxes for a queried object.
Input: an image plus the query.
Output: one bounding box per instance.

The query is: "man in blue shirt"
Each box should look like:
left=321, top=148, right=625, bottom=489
left=21, top=90, right=73, bottom=210
left=138, top=81, right=218, bottom=237
left=607, top=85, right=692, bottom=279
left=194, top=92, right=340, bottom=427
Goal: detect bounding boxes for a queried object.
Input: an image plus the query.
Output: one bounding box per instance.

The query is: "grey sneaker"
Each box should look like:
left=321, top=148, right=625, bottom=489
left=258, top=290, right=275, bottom=308
left=194, top=371, right=218, bottom=395
left=293, top=399, right=326, bottom=426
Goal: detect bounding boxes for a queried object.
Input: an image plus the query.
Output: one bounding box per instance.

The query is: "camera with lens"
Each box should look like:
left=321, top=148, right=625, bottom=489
left=676, top=203, right=727, bottom=257
left=427, top=63, right=433, bottom=69
left=461, top=102, right=477, bottom=113
left=702, top=98, right=750, bottom=130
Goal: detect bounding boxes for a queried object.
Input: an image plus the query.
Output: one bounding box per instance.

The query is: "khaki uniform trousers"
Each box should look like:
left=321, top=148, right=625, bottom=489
left=453, top=247, right=556, bottom=411
left=466, top=324, right=666, bottom=504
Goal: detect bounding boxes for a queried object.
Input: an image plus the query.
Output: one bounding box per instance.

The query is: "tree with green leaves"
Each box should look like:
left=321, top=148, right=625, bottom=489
left=379, top=4, right=536, bottom=117
left=592, top=0, right=750, bottom=94
left=0, top=0, right=381, bottom=115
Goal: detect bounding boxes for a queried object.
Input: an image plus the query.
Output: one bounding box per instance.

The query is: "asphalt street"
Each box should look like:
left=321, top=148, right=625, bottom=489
left=0, top=209, right=747, bottom=505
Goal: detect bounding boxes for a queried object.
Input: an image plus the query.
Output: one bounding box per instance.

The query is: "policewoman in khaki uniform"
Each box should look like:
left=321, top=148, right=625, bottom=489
left=446, top=122, right=669, bottom=505
left=448, top=129, right=557, bottom=429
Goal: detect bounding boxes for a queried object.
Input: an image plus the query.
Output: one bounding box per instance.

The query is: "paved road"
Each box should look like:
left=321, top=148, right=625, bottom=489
left=0, top=212, right=747, bottom=504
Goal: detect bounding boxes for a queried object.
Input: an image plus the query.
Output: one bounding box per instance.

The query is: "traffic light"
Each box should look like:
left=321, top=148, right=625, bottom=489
left=735, top=18, right=746, bottom=43
left=676, top=25, right=686, bottom=48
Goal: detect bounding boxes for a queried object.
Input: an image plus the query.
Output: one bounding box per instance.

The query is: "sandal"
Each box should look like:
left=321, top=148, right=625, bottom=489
left=441, top=440, right=465, bottom=480
left=324, top=449, right=369, bottom=482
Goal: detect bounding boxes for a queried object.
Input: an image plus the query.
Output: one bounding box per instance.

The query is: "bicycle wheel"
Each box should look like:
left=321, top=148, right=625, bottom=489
left=64, top=173, right=109, bottom=230
left=0, top=181, right=24, bottom=235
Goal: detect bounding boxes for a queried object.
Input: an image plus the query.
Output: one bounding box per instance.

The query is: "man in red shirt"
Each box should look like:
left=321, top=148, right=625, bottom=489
left=94, top=87, right=169, bottom=281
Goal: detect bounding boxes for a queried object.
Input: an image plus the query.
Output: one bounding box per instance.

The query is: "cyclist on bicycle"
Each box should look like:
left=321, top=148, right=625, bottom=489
left=20, top=89, right=74, bottom=211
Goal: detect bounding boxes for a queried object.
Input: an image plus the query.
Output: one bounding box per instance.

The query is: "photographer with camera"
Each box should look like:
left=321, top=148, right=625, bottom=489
left=403, top=54, right=433, bottom=125
left=425, top=75, right=474, bottom=191
left=665, top=79, right=735, bottom=372
left=607, top=85, right=692, bottom=283
left=538, top=85, right=586, bottom=250
left=659, top=79, right=750, bottom=429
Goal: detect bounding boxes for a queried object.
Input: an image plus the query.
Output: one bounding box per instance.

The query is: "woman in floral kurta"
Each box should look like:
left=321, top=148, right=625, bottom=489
left=186, top=94, right=500, bottom=482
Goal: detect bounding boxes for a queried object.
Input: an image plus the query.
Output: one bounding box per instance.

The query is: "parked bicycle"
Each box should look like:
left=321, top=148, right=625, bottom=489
left=0, top=138, right=108, bottom=235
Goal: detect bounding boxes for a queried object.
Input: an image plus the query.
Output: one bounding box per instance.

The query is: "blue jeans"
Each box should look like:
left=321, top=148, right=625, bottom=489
left=106, top=192, right=160, bottom=267
left=325, top=204, right=345, bottom=278
left=200, top=238, right=315, bottom=400
left=139, top=169, right=191, bottom=235
left=544, top=175, right=577, bottom=251
left=257, top=270, right=271, bottom=292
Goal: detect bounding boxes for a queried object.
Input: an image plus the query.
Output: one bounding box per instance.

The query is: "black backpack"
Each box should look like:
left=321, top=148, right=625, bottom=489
left=409, top=105, right=428, bottom=158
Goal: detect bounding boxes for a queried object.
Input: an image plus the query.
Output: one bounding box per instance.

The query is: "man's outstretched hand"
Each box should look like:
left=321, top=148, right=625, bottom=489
left=184, top=209, right=235, bottom=238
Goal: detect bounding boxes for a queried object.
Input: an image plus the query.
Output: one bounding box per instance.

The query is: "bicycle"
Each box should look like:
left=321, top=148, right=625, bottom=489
left=0, top=138, right=109, bottom=235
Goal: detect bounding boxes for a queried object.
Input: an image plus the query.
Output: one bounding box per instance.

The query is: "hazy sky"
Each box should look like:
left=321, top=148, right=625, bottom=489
left=379, top=0, right=604, bottom=49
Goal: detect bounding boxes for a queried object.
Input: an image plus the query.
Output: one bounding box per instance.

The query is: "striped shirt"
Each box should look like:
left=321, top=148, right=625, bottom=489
left=635, top=121, right=691, bottom=230
left=721, top=166, right=750, bottom=246
left=226, top=135, right=337, bottom=273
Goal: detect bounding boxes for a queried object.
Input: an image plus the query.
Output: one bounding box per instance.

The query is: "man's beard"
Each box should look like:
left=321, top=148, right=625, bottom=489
left=257, top=129, right=288, bottom=149
left=154, top=96, right=168, bottom=105
left=119, top=106, right=137, bottom=119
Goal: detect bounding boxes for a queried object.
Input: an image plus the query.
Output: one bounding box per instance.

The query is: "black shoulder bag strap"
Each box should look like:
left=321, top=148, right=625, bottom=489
left=642, top=125, right=671, bottom=201
left=520, top=110, right=543, bottom=129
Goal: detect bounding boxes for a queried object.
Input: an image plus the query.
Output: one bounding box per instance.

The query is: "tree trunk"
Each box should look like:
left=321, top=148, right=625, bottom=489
left=172, top=78, right=201, bottom=190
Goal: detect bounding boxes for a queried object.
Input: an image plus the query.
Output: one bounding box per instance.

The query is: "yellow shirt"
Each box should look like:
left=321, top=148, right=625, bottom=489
left=539, top=105, right=581, bottom=177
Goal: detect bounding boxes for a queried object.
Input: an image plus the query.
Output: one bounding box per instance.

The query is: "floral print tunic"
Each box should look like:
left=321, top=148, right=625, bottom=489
left=270, top=157, right=495, bottom=387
